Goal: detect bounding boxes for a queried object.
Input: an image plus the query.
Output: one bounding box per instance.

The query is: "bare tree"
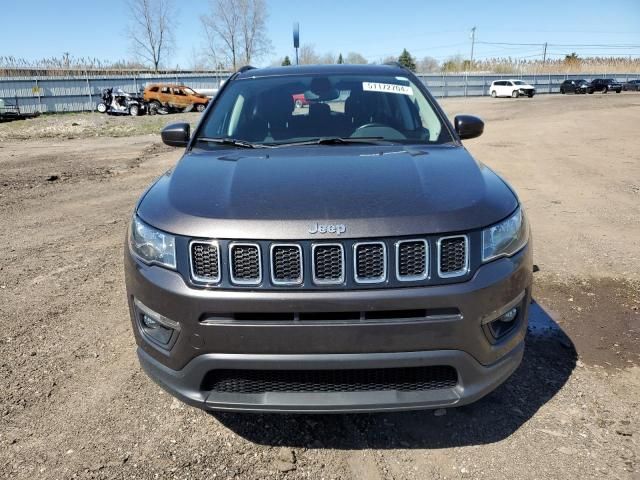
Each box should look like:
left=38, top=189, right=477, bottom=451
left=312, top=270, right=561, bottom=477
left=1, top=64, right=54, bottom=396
left=298, top=44, right=320, bottom=65
left=201, top=0, right=271, bottom=71
left=417, top=56, right=440, bottom=73
left=239, top=0, right=271, bottom=65
left=345, top=52, right=368, bottom=64
left=127, top=0, right=175, bottom=71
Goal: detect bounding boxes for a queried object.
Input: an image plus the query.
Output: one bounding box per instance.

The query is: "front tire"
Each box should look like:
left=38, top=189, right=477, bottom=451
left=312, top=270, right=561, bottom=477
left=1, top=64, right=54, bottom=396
left=560, top=87, right=565, bottom=94
left=97, top=102, right=107, bottom=113
left=195, top=103, right=206, bottom=112
left=129, top=104, right=140, bottom=116
left=602, top=87, right=608, bottom=94
left=512, top=90, right=519, bottom=98
left=615, top=89, right=621, bottom=93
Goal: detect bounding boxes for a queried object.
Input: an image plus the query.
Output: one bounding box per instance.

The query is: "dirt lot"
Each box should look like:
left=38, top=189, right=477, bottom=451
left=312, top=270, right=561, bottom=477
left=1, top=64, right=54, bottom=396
left=0, top=94, right=638, bottom=479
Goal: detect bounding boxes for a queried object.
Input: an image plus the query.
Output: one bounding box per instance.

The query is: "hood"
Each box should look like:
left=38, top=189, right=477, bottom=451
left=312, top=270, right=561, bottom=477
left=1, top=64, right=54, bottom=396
left=137, top=145, right=518, bottom=240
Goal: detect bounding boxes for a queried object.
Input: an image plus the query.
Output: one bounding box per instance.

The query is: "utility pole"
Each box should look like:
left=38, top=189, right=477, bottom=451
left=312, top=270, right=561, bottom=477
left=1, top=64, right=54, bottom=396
left=469, top=26, right=476, bottom=67
left=542, top=42, right=548, bottom=64
left=465, top=26, right=476, bottom=97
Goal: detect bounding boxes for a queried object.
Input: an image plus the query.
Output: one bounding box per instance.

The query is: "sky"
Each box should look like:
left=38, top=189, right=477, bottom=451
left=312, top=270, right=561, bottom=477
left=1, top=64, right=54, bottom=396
left=2, top=0, right=639, bottom=68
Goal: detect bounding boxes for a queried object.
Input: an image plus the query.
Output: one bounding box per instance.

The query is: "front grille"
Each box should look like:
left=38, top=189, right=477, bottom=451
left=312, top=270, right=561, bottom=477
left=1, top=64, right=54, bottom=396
left=312, top=244, right=344, bottom=284
left=438, top=235, right=468, bottom=277
left=229, top=243, right=261, bottom=284
left=397, top=239, right=428, bottom=280
left=354, top=242, right=386, bottom=283
left=188, top=235, right=472, bottom=287
left=271, top=244, right=302, bottom=285
left=203, top=366, right=458, bottom=394
left=190, top=241, right=220, bottom=283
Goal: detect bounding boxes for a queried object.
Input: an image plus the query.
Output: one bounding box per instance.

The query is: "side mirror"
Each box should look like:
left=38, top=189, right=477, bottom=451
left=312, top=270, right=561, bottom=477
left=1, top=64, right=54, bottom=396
left=454, top=115, right=484, bottom=140
left=161, top=122, right=190, bottom=147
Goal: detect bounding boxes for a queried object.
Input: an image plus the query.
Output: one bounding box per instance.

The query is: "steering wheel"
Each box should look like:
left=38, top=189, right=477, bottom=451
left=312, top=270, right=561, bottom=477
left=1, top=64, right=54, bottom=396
left=352, top=122, right=405, bottom=140
left=354, top=122, right=387, bottom=131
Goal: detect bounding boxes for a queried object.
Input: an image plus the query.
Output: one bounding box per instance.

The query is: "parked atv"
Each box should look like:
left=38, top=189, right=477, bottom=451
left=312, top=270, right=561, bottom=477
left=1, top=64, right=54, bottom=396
left=96, top=88, right=147, bottom=116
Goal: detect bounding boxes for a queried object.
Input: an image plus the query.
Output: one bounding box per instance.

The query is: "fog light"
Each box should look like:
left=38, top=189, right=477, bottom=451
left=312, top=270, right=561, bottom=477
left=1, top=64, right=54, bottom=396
left=142, top=314, right=159, bottom=329
left=498, top=308, right=518, bottom=323
left=488, top=307, right=519, bottom=339
left=134, top=298, right=180, bottom=346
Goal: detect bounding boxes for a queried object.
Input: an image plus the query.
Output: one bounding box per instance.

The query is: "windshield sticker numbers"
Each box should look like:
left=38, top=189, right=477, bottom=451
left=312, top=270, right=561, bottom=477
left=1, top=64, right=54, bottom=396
left=363, top=82, right=413, bottom=95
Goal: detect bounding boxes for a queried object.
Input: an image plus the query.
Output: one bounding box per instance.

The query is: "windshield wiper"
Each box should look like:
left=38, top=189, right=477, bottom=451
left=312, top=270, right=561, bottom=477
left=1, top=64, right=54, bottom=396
left=271, top=136, right=389, bottom=147
left=198, top=137, right=269, bottom=149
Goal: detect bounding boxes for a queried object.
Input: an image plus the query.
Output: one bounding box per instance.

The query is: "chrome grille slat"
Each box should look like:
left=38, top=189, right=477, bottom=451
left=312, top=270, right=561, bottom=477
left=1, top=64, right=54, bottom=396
left=354, top=242, right=386, bottom=283
left=270, top=244, right=303, bottom=285
left=312, top=244, right=344, bottom=284
left=396, top=239, right=428, bottom=281
left=190, top=240, right=221, bottom=284
left=437, top=235, right=469, bottom=278
left=229, top=243, right=262, bottom=285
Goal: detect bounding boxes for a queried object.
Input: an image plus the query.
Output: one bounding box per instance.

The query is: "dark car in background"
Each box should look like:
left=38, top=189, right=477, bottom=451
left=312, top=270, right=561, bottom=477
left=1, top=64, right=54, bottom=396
left=589, top=78, right=622, bottom=94
left=622, top=79, right=640, bottom=91
left=560, top=79, right=593, bottom=94
left=125, top=63, right=532, bottom=413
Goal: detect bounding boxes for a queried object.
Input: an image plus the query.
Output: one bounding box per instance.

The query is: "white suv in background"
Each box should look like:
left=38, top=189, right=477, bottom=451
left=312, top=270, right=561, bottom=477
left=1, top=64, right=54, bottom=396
left=490, top=79, right=536, bottom=98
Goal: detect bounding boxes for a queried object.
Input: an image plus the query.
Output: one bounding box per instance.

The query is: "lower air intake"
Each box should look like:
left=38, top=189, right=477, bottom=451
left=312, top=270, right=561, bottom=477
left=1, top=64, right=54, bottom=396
left=203, top=366, right=458, bottom=394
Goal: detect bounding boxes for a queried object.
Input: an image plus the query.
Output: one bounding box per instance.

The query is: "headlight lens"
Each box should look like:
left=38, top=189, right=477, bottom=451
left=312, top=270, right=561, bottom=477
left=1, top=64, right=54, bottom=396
left=482, top=208, right=529, bottom=262
left=129, top=216, right=176, bottom=269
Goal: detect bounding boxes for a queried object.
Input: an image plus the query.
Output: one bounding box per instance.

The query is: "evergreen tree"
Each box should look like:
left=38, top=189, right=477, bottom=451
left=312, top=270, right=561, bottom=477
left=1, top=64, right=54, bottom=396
left=337, top=53, right=344, bottom=64
left=281, top=56, right=291, bottom=66
left=398, top=48, right=416, bottom=71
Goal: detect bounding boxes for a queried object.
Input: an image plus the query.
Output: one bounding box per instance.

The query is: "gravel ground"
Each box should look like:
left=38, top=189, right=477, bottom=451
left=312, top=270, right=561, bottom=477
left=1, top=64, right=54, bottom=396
left=0, top=94, right=638, bottom=479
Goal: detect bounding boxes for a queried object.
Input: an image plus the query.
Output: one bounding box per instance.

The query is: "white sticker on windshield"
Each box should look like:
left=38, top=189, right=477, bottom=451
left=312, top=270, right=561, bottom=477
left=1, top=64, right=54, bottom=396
left=362, top=82, right=413, bottom=95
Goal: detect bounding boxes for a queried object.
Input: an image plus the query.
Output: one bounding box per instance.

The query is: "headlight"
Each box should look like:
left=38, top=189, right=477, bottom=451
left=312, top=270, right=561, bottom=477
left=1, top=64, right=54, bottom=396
left=129, top=215, right=176, bottom=269
left=482, top=208, right=529, bottom=262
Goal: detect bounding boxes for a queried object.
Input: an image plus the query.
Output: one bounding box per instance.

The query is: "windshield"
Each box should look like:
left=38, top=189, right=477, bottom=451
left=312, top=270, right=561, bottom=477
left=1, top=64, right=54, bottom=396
left=183, top=87, right=197, bottom=95
left=197, top=73, right=453, bottom=145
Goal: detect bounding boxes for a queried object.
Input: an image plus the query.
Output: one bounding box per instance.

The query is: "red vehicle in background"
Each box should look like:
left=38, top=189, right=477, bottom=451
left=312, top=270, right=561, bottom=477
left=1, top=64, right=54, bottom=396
left=292, top=93, right=309, bottom=108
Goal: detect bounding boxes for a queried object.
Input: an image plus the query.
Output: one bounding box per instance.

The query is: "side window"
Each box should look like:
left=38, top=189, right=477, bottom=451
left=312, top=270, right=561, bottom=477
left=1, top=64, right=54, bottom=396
left=161, top=87, right=170, bottom=94
left=508, top=81, right=514, bottom=86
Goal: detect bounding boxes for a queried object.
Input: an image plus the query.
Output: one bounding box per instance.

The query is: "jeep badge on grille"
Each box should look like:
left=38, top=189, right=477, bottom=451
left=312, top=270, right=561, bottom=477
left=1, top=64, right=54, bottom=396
left=308, top=223, right=346, bottom=235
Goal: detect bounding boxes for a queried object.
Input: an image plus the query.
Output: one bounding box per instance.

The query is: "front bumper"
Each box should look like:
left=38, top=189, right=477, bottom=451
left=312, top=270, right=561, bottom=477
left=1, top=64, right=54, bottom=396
left=125, top=245, right=532, bottom=412
left=138, top=343, right=524, bottom=413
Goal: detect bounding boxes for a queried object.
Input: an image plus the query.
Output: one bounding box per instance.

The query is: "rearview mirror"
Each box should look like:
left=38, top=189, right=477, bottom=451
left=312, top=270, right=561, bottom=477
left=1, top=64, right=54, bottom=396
left=454, top=115, right=484, bottom=140
left=161, top=122, right=190, bottom=147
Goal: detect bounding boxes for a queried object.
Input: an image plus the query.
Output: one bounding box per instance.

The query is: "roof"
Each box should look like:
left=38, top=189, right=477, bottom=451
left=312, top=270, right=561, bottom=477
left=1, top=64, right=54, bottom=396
left=235, top=63, right=407, bottom=79
left=145, top=83, right=186, bottom=88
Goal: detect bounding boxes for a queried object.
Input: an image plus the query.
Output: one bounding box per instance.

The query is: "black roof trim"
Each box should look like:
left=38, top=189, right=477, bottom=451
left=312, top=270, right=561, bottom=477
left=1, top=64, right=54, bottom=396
left=235, top=63, right=406, bottom=79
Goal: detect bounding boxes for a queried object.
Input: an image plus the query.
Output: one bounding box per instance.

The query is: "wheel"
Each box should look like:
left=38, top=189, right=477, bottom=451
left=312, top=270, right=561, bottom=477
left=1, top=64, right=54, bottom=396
left=602, top=86, right=608, bottom=94
left=195, top=103, right=207, bottom=112
left=96, top=102, right=107, bottom=113
left=560, top=87, right=565, bottom=94
left=512, top=90, right=519, bottom=98
left=295, top=99, right=303, bottom=108
left=490, top=90, right=497, bottom=98
left=129, top=104, right=140, bottom=116
left=149, top=101, right=162, bottom=114
left=528, top=93, right=534, bottom=98
left=615, top=89, right=621, bottom=93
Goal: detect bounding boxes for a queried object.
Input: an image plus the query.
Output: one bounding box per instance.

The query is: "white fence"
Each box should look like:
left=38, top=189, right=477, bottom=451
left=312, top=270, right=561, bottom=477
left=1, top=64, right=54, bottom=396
left=1, top=72, right=637, bottom=114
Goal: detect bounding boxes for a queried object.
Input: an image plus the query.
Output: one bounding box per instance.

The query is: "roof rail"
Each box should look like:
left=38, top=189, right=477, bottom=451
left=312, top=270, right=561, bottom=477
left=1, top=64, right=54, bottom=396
left=383, top=61, right=404, bottom=69
left=237, top=65, right=256, bottom=73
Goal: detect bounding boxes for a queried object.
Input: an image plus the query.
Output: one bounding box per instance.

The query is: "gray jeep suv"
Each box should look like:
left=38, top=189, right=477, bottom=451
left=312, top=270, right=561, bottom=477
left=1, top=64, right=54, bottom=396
left=125, top=64, right=532, bottom=413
